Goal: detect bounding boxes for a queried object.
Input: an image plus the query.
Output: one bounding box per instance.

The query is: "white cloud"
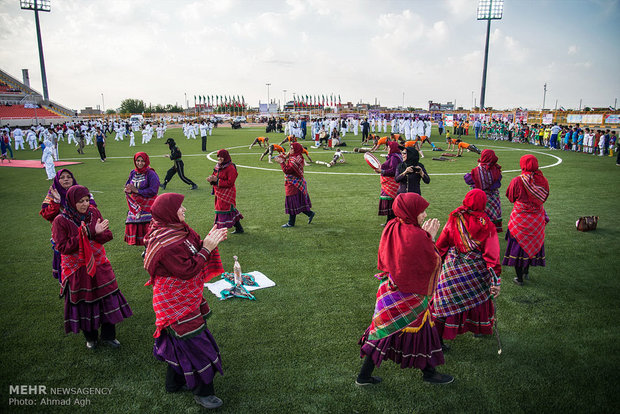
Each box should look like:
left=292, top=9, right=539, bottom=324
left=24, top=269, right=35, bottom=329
left=568, top=45, right=578, bottom=55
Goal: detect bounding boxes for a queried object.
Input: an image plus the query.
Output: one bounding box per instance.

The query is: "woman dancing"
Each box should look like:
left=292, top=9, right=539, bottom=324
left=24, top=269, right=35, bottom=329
left=503, top=155, right=549, bottom=285
left=144, top=193, right=227, bottom=409
left=124, top=152, right=160, bottom=250
left=375, top=141, right=402, bottom=223
left=433, top=189, right=501, bottom=343
left=276, top=142, right=315, bottom=228
left=464, top=149, right=503, bottom=232
left=52, top=185, right=132, bottom=349
left=357, top=193, right=454, bottom=386
left=207, top=149, right=244, bottom=234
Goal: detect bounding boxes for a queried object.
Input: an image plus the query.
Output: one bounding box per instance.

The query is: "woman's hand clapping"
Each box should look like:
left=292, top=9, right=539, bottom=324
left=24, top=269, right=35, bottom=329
left=203, top=225, right=228, bottom=251
left=422, top=218, right=441, bottom=241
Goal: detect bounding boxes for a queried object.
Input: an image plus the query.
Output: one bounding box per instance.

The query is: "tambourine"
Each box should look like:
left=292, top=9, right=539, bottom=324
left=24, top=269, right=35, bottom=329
left=364, top=152, right=381, bottom=170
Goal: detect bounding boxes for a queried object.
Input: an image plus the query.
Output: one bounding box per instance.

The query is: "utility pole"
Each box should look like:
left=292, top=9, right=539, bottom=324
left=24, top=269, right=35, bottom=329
left=542, top=83, right=547, bottom=110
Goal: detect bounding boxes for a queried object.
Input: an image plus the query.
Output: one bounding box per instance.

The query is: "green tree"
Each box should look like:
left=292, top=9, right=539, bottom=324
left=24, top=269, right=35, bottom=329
left=119, top=98, right=146, bottom=114
left=105, top=109, right=116, bottom=115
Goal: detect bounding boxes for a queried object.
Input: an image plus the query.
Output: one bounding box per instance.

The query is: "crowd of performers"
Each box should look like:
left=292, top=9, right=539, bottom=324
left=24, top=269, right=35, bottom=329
left=36, top=125, right=551, bottom=407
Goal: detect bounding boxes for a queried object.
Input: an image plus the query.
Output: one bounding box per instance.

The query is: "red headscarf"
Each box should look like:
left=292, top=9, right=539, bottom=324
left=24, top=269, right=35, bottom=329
left=387, top=141, right=400, bottom=154
left=144, top=193, right=190, bottom=276
left=290, top=142, right=303, bottom=156
left=64, top=185, right=92, bottom=226
left=217, top=149, right=231, bottom=164
left=474, top=149, right=502, bottom=181
left=134, top=152, right=153, bottom=174
left=446, top=189, right=494, bottom=252
left=377, top=193, right=440, bottom=295
left=214, top=149, right=233, bottom=172
left=518, top=155, right=549, bottom=204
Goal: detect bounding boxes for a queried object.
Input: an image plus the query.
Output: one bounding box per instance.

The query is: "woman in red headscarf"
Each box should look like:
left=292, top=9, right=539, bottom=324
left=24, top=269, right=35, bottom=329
left=52, top=185, right=132, bottom=349
left=357, top=193, right=454, bottom=386
left=206, top=149, right=244, bottom=234
left=464, top=149, right=503, bottom=232
left=375, top=141, right=402, bottom=223
left=432, top=189, right=501, bottom=343
left=503, top=155, right=549, bottom=285
left=124, top=152, right=160, bottom=248
left=276, top=142, right=315, bottom=227
left=144, top=193, right=227, bottom=409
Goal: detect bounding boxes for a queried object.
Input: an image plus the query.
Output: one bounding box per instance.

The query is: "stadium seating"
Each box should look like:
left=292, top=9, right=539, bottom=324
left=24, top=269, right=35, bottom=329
left=0, top=104, right=61, bottom=118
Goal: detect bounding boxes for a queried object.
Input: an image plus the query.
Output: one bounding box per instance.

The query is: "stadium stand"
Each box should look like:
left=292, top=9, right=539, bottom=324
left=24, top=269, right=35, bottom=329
left=0, top=68, right=75, bottom=119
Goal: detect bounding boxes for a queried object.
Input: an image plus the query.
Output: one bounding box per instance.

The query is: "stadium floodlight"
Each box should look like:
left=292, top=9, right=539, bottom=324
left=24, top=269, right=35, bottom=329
left=477, top=0, right=504, bottom=20
left=21, top=0, right=51, bottom=101
left=477, top=0, right=504, bottom=111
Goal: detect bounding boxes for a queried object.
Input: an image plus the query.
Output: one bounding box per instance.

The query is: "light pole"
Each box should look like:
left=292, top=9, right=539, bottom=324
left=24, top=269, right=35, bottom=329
left=283, top=89, right=287, bottom=108
left=472, top=91, right=474, bottom=109
left=402, top=92, right=405, bottom=108
left=542, top=83, right=547, bottom=110
left=266, top=83, right=271, bottom=105
left=477, top=0, right=504, bottom=111
left=21, top=0, right=51, bottom=101
left=101, top=93, right=105, bottom=114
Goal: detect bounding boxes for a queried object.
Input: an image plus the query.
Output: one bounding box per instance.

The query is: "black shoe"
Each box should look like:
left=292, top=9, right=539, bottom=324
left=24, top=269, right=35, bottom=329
left=194, top=395, right=223, bottom=409
left=307, top=211, right=316, bottom=224
left=160, top=183, right=166, bottom=189
left=101, top=339, right=121, bottom=348
left=231, top=228, right=244, bottom=234
left=355, top=376, right=382, bottom=386
left=473, top=333, right=484, bottom=338
left=423, top=372, right=454, bottom=385
left=281, top=223, right=294, bottom=228
left=190, top=184, right=198, bottom=190
left=141, top=250, right=146, bottom=258
left=86, top=340, right=97, bottom=350
left=441, top=341, right=451, bottom=352
left=513, top=277, right=524, bottom=286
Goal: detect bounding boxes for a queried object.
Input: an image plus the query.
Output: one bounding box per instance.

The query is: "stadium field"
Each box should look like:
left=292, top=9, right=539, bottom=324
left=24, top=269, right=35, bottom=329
left=1, top=125, right=618, bottom=413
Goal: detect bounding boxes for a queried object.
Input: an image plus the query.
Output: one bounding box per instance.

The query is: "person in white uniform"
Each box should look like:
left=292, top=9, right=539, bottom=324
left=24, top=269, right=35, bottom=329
left=12, top=127, right=24, bottom=150
left=34, top=135, right=56, bottom=179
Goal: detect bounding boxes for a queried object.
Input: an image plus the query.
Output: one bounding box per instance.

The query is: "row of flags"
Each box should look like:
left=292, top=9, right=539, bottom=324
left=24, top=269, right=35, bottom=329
left=289, top=94, right=342, bottom=107
left=193, top=94, right=349, bottom=108
left=194, top=95, right=246, bottom=108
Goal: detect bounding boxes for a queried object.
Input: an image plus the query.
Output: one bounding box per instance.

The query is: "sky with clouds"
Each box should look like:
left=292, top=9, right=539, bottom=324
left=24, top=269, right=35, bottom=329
left=1, top=0, right=619, bottom=111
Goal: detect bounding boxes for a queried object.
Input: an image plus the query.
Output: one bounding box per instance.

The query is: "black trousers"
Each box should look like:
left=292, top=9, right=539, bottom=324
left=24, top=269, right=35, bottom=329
left=201, top=136, right=207, bottom=152
left=83, top=323, right=115, bottom=342
left=362, top=130, right=369, bottom=142
left=164, top=160, right=196, bottom=186
left=96, top=141, right=106, bottom=160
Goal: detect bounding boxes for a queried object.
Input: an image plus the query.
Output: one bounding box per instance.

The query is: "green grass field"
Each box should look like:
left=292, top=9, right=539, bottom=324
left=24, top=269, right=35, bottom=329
left=1, top=125, right=619, bottom=413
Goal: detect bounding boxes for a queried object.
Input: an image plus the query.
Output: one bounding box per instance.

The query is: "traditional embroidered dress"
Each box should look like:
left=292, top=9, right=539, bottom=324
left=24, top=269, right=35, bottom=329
left=360, top=193, right=445, bottom=371
left=378, top=142, right=402, bottom=216
left=464, top=149, right=503, bottom=232
left=144, top=193, right=224, bottom=392
left=125, top=152, right=159, bottom=246
left=210, top=149, right=243, bottom=229
left=433, top=189, right=501, bottom=340
left=281, top=143, right=312, bottom=215
left=52, top=186, right=132, bottom=336
left=503, top=155, right=549, bottom=268
left=40, top=169, right=78, bottom=279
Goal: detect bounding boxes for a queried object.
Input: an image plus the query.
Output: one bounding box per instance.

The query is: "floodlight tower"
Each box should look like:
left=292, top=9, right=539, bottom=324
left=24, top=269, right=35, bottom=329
left=477, top=0, right=504, bottom=111
left=21, top=0, right=51, bottom=101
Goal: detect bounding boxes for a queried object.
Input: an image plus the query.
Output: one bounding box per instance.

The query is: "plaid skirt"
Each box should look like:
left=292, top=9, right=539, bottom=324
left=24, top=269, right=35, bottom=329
left=154, top=328, right=223, bottom=389
left=358, top=277, right=444, bottom=369
left=434, top=299, right=495, bottom=340
left=285, top=191, right=312, bottom=215
left=502, top=230, right=546, bottom=267
left=124, top=222, right=149, bottom=246
left=486, top=190, right=503, bottom=232
left=378, top=198, right=393, bottom=216
left=214, top=207, right=243, bottom=229
left=433, top=248, right=492, bottom=318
